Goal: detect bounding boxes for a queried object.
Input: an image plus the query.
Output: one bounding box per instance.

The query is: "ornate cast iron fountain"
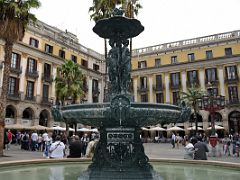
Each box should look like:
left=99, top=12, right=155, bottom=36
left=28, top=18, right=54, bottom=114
left=52, top=8, right=190, bottom=180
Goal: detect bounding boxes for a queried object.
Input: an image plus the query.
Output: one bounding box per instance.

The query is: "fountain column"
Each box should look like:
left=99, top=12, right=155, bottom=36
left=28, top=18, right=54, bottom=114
left=164, top=73, right=170, bottom=103
left=88, top=77, right=93, bottom=103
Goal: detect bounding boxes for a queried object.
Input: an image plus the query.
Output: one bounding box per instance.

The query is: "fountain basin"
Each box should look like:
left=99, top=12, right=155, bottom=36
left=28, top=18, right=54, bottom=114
left=0, top=159, right=239, bottom=180
left=59, top=102, right=184, bottom=127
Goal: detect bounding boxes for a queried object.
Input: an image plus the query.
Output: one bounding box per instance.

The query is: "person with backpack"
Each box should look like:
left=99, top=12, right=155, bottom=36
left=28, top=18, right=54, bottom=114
left=21, top=132, right=29, bottom=150
left=49, top=135, right=65, bottom=159
left=67, top=135, right=83, bottom=158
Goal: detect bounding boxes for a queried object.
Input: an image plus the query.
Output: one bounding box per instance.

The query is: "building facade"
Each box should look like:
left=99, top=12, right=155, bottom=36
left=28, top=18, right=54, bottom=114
left=131, top=30, right=240, bottom=136
left=0, top=20, right=105, bottom=128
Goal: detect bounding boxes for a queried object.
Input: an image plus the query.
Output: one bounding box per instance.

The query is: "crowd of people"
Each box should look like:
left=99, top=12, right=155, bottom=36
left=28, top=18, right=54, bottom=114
left=3, top=129, right=100, bottom=159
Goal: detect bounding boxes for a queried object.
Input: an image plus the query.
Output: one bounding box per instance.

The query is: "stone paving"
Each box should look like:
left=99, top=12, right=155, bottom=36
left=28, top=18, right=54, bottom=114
left=0, top=143, right=240, bottom=163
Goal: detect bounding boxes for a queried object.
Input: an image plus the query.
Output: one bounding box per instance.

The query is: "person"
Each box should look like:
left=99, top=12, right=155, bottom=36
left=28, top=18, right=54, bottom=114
left=43, top=133, right=52, bottom=158
left=4, top=131, right=9, bottom=150
left=7, top=129, right=14, bottom=150
left=21, top=132, right=29, bottom=150
left=81, top=134, right=90, bottom=156
left=31, top=131, right=38, bottom=151
left=67, top=135, right=83, bottom=158
left=193, top=136, right=209, bottom=160
left=16, top=131, right=21, bottom=145
left=184, top=138, right=195, bottom=159
left=49, top=135, right=65, bottom=159
left=176, top=133, right=181, bottom=149
left=222, top=135, right=231, bottom=156
left=42, top=130, right=48, bottom=152
left=85, top=134, right=99, bottom=158
left=38, top=134, right=43, bottom=151
left=171, top=132, right=176, bottom=148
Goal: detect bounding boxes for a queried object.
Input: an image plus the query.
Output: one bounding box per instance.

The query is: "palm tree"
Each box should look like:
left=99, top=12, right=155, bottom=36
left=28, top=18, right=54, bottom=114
left=0, top=0, right=40, bottom=156
left=122, top=0, right=142, bottom=57
left=55, top=60, right=84, bottom=136
left=181, top=83, right=205, bottom=135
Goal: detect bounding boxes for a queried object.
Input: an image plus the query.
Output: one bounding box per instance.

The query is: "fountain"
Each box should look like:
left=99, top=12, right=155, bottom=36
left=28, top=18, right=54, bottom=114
left=51, top=8, right=191, bottom=180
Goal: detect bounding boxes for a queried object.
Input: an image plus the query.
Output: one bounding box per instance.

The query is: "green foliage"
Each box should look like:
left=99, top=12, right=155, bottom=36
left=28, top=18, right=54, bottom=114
left=180, top=83, right=205, bottom=112
left=55, top=60, right=84, bottom=105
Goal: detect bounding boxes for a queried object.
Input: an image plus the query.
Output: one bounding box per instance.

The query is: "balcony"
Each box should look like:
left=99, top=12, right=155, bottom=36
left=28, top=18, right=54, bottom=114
left=26, top=70, right=39, bottom=79
left=225, top=78, right=239, bottom=85
left=170, top=83, right=181, bottom=90
left=226, top=98, right=240, bottom=107
left=10, top=66, right=22, bottom=75
left=205, top=80, right=218, bottom=87
left=41, top=97, right=52, bottom=106
left=153, top=84, right=164, bottom=92
left=187, top=80, right=200, bottom=87
left=137, top=86, right=148, bottom=93
left=7, top=92, right=21, bottom=101
left=42, top=73, right=53, bottom=83
left=25, top=95, right=36, bottom=102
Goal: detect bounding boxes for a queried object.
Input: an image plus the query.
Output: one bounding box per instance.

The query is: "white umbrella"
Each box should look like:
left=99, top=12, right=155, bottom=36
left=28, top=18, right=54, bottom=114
left=77, top=127, right=92, bottom=132
left=187, top=126, right=203, bottom=130
left=167, top=126, right=184, bottom=131
left=90, top=128, right=98, bottom=132
left=51, top=126, right=65, bottom=131
left=207, top=125, right=224, bottom=130
left=149, top=126, right=166, bottom=131
left=141, top=127, right=149, bottom=131
left=5, top=124, right=26, bottom=130
left=28, top=125, right=50, bottom=131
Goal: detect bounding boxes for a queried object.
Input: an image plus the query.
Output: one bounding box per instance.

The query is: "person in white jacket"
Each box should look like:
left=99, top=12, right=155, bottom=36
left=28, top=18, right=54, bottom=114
left=49, top=136, right=65, bottom=159
left=184, top=138, right=196, bottom=159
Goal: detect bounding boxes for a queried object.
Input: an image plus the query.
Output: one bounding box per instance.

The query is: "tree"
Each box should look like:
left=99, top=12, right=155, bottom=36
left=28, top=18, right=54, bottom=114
left=122, top=0, right=142, bottom=57
left=0, top=0, right=40, bottom=156
left=181, top=84, right=205, bottom=135
left=55, top=60, right=84, bottom=136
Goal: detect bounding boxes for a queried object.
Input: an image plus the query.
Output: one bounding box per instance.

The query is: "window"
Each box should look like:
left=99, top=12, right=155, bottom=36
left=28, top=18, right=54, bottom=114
left=44, top=63, right=51, bottom=77
left=206, top=50, right=213, bottom=59
left=171, top=56, right=177, bottom=64
left=27, top=58, right=37, bottom=73
left=228, top=86, right=238, bottom=102
left=140, top=77, right=147, bottom=89
left=71, top=55, right=77, bottom=63
left=187, top=70, right=198, bottom=84
left=172, top=91, right=180, bottom=105
left=42, top=84, right=49, bottom=100
left=141, top=94, right=148, bottom=102
left=138, top=61, right=147, bottom=68
left=225, top=66, right=237, bottom=80
left=155, top=58, right=161, bottom=67
left=45, top=44, right=53, bottom=54
left=92, top=79, right=99, bottom=92
left=11, top=53, right=20, bottom=69
left=225, top=48, right=232, bottom=56
left=205, top=68, right=217, bottom=83
left=171, top=72, right=180, bottom=87
left=187, top=53, right=195, bottom=62
left=93, top=63, right=99, bottom=71
left=207, top=88, right=218, bottom=97
left=8, top=77, right=19, bottom=95
left=59, top=49, right=65, bottom=59
left=81, top=59, right=88, bottom=68
left=26, top=81, right=34, bottom=98
left=155, top=75, right=162, bottom=89
left=29, top=38, right=39, bottom=48
left=156, top=93, right=164, bottom=103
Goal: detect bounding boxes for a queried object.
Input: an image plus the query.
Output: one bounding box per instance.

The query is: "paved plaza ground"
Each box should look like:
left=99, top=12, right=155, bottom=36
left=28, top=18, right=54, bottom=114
left=1, top=143, right=240, bottom=163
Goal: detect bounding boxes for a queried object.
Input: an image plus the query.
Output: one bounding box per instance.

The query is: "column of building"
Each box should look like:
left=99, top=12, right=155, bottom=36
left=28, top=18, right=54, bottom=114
left=88, top=76, right=93, bottom=103
left=134, top=78, right=138, bottom=102
left=148, top=75, right=153, bottom=103
left=164, top=73, right=170, bottom=103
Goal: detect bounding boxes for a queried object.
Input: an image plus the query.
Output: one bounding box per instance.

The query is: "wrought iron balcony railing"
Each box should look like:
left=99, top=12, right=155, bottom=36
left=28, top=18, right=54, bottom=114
left=7, top=92, right=21, bottom=101
left=138, top=86, right=148, bottom=93
left=41, top=97, right=52, bottom=106
left=10, top=66, right=22, bottom=75
left=226, top=98, right=240, bottom=106
left=153, top=84, right=164, bottom=92
left=42, top=73, right=53, bottom=83
left=25, top=95, right=36, bottom=102
left=170, top=83, right=181, bottom=90
left=224, top=78, right=239, bottom=85
left=26, top=70, right=39, bottom=79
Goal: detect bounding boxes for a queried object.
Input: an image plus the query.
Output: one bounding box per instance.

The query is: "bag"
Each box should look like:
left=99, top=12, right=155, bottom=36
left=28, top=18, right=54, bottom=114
left=49, top=142, right=61, bottom=153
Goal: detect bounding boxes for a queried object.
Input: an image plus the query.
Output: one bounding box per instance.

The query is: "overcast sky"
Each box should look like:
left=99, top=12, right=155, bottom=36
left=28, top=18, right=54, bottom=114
left=32, top=0, right=240, bottom=54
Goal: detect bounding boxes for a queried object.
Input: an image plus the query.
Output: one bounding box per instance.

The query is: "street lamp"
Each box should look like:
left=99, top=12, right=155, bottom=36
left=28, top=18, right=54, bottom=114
left=197, top=83, right=225, bottom=153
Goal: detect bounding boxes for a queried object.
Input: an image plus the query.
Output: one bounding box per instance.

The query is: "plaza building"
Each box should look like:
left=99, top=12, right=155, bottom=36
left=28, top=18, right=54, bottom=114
left=0, top=20, right=105, bottom=129
left=131, top=30, right=240, bottom=137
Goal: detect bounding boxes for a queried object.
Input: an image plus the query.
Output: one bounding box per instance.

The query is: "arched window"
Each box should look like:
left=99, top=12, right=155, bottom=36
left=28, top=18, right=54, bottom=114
left=5, top=105, right=16, bottom=118
left=22, top=108, right=34, bottom=119
left=208, top=112, right=222, bottom=122
left=39, top=109, right=49, bottom=127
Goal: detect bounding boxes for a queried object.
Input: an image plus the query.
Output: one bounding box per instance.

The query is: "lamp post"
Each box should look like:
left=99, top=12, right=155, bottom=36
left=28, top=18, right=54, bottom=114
left=197, top=83, right=225, bottom=156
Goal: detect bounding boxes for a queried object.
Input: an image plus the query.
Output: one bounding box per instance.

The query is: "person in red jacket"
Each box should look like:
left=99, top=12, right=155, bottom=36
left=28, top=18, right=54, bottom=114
left=7, top=129, right=15, bottom=150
